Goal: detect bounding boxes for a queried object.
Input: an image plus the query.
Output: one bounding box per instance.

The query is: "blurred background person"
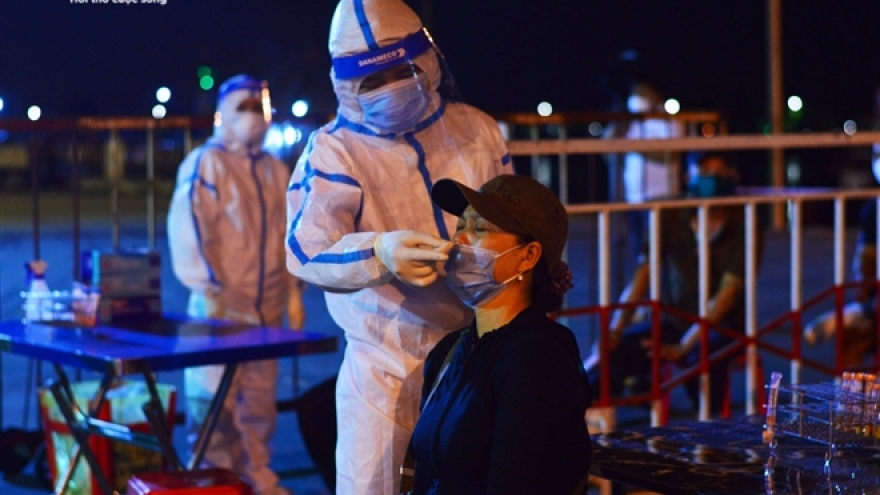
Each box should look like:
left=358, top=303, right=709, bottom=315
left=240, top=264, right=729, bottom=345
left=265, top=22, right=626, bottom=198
left=284, top=0, right=511, bottom=493
left=410, top=175, right=591, bottom=495
left=168, top=74, right=304, bottom=495
left=604, top=78, right=684, bottom=264
left=803, top=82, right=880, bottom=367
left=584, top=153, right=759, bottom=416
left=803, top=163, right=878, bottom=368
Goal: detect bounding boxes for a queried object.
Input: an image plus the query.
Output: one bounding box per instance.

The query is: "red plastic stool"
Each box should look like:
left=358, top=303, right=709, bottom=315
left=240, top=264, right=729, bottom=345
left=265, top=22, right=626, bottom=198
left=126, top=468, right=254, bottom=495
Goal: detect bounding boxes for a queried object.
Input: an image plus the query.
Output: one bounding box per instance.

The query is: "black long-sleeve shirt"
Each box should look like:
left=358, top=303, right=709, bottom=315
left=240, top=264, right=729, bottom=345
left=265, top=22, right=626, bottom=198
left=411, top=306, right=592, bottom=495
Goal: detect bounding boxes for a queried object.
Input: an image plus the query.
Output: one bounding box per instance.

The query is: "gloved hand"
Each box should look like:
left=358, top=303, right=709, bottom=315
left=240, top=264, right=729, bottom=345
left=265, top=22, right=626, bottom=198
left=374, top=231, right=453, bottom=287
left=287, top=277, right=306, bottom=330
left=189, top=293, right=225, bottom=320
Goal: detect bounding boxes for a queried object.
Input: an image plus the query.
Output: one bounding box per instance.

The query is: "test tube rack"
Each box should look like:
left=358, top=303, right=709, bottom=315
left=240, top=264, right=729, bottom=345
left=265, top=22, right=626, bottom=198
left=775, top=379, right=880, bottom=449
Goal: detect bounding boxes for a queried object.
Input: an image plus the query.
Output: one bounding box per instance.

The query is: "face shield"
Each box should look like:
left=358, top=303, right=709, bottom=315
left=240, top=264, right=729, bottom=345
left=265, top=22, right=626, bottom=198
left=230, top=88, right=272, bottom=146
left=332, top=28, right=460, bottom=134
left=214, top=76, right=272, bottom=150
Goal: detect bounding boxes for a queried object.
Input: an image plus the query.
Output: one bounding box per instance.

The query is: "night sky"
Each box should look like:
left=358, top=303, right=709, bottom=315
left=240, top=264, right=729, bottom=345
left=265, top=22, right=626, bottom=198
left=1, top=0, right=878, bottom=132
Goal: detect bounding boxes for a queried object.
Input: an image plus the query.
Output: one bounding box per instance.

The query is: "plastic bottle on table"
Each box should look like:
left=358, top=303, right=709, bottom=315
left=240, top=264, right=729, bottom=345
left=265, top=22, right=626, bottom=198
left=23, top=260, right=51, bottom=323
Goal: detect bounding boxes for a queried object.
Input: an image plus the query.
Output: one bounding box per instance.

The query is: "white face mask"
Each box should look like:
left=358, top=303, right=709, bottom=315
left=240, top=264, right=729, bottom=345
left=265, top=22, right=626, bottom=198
left=627, top=95, right=652, bottom=113
left=230, top=112, right=268, bottom=147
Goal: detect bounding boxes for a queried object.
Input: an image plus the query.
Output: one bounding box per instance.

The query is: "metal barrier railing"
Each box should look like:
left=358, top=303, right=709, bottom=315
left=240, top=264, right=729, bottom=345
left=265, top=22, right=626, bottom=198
left=3, top=115, right=879, bottom=429
left=498, top=110, right=726, bottom=206
left=562, top=189, right=880, bottom=425
left=504, top=129, right=880, bottom=229
left=0, top=116, right=213, bottom=281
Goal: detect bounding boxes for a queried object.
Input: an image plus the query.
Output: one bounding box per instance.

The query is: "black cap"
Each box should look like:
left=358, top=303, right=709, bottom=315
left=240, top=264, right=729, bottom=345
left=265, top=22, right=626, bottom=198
left=431, top=174, right=568, bottom=272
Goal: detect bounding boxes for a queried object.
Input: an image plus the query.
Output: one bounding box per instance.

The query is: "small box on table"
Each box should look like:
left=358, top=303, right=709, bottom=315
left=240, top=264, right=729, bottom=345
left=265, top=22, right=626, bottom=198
left=89, top=271, right=162, bottom=298
left=125, top=468, right=254, bottom=495
left=81, top=249, right=161, bottom=281
left=98, top=295, right=162, bottom=324
left=81, top=249, right=163, bottom=324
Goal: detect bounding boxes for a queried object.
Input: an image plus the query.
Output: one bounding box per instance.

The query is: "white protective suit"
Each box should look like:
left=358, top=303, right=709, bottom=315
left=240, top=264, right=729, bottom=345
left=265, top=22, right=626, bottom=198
left=285, top=1, right=511, bottom=493
left=622, top=117, right=683, bottom=202
left=167, top=75, right=302, bottom=495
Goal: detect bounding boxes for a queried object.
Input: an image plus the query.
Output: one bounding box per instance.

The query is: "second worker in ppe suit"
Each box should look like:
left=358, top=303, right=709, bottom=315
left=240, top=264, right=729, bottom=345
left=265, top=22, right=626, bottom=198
left=285, top=1, right=511, bottom=493
left=168, top=74, right=304, bottom=495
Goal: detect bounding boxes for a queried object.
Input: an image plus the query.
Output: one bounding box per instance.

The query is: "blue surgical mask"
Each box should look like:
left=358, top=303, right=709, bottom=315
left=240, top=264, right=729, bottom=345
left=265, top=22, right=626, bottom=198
left=445, top=243, right=525, bottom=308
left=688, top=175, right=736, bottom=198
left=357, top=73, right=430, bottom=133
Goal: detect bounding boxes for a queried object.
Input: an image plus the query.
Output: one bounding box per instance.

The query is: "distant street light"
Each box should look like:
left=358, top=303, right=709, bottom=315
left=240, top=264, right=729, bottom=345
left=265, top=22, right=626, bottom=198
left=0, top=97, right=5, bottom=112
left=200, top=76, right=214, bottom=91
left=537, top=101, right=553, bottom=117
left=198, top=66, right=216, bottom=91
left=156, top=87, right=171, bottom=103
left=27, top=105, right=41, bottom=121
left=152, top=104, right=167, bottom=119
left=284, top=126, right=302, bottom=145
left=664, top=98, right=681, bottom=115
left=292, top=99, right=309, bottom=118
left=787, top=95, right=803, bottom=112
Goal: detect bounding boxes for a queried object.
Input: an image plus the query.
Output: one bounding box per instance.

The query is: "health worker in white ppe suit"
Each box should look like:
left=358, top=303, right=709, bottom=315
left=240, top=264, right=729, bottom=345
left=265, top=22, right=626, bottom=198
left=168, top=74, right=304, bottom=495
left=285, top=1, right=511, bottom=493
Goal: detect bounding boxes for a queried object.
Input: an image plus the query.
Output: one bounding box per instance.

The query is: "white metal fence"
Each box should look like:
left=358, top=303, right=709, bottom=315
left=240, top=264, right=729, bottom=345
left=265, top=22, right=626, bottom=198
left=504, top=129, right=880, bottom=425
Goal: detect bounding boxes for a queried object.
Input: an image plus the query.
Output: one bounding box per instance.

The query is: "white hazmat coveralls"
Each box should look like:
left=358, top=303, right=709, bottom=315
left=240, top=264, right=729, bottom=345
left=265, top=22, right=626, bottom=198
left=167, top=75, right=302, bottom=495
left=622, top=116, right=684, bottom=202
left=285, top=1, right=511, bottom=493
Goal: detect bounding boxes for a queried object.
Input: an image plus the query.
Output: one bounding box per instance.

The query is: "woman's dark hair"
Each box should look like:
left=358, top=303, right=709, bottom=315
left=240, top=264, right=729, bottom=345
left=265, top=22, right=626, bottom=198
left=530, top=257, right=574, bottom=313
left=513, top=234, right=574, bottom=313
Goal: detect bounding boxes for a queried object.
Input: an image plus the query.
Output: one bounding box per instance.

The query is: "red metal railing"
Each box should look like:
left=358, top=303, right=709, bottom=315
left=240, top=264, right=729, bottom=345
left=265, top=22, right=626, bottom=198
left=556, top=278, right=880, bottom=425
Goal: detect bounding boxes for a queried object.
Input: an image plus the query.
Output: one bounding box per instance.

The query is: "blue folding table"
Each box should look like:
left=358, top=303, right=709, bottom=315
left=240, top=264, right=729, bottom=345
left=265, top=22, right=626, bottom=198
left=0, top=315, right=338, bottom=495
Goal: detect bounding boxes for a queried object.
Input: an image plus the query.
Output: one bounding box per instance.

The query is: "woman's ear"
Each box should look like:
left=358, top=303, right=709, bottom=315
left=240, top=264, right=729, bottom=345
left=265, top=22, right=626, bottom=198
left=520, top=241, right=542, bottom=272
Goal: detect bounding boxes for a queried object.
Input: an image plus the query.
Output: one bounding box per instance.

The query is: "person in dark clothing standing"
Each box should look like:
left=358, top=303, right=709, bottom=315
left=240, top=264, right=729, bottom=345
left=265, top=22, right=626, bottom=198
left=802, top=84, right=880, bottom=366
left=584, top=153, right=761, bottom=415
left=855, top=199, right=878, bottom=325
left=408, top=174, right=592, bottom=495
left=803, top=188, right=878, bottom=365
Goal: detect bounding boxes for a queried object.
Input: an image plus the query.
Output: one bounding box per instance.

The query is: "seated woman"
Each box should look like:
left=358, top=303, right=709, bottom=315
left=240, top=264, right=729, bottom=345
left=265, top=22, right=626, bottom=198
left=408, top=174, right=592, bottom=495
